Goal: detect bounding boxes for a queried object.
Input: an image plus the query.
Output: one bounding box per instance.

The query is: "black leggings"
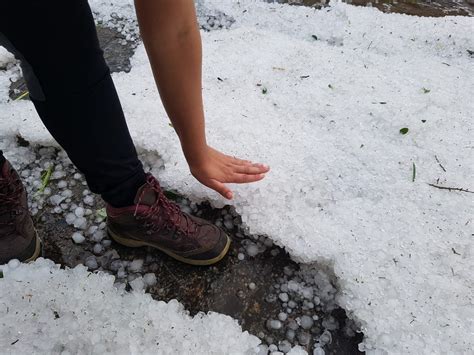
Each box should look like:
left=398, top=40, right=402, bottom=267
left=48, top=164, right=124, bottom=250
left=0, top=0, right=146, bottom=207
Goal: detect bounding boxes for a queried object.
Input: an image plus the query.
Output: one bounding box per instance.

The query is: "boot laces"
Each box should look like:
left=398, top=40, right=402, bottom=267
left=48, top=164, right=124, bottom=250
left=134, top=175, right=197, bottom=237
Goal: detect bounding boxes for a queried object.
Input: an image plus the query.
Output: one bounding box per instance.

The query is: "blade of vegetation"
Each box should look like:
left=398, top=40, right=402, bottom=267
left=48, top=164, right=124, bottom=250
left=96, top=208, right=107, bottom=219
left=36, top=166, right=53, bottom=195
left=164, top=189, right=181, bottom=201
left=14, top=91, right=29, bottom=101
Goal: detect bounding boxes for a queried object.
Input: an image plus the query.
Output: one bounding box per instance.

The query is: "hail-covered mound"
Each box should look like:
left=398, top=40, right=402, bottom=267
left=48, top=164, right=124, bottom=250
left=0, top=259, right=262, bottom=354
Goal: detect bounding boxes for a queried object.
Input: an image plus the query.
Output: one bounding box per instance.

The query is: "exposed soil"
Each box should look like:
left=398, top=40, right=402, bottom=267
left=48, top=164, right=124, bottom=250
left=279, top=0, right=473, bottom=17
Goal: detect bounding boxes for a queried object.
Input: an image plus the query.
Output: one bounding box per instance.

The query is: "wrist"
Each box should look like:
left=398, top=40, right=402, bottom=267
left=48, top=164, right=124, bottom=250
left=182, top=141, right=209, bottom=168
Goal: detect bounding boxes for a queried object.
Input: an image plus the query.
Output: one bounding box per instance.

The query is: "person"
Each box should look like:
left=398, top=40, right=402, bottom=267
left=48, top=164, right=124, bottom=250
left=0, top=0, right=269, bottom=266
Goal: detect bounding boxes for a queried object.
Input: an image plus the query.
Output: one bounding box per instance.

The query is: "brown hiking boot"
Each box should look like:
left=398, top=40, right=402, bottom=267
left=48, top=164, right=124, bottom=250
left=106, top=174, right=231, bottom=266
left=0, top=159, right=42, bottom=264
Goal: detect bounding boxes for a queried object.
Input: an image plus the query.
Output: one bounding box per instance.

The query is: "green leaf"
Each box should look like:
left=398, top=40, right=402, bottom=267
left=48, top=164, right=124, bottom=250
left=412, top=162, right=416, bottom=182
left=328, top=84, right=333, bottom=89
left=36, top=166, right=53, bottom=195
left=311, top=35, right=318, bottom=40
left=262, top=87, right=268, bottom=94
left=96, top=208, right=107, bottom=219
left=422, top=87, right=430, bottom=94
left=399, top=127, right=409, bottom=135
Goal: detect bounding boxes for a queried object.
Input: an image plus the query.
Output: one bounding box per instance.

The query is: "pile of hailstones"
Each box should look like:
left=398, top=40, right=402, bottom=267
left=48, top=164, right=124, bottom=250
left=255, top=265, right=359, bottom=355
left=196, top=3, right=236, bottom=32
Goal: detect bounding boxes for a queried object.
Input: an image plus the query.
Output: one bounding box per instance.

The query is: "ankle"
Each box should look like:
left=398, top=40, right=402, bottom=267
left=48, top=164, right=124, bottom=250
left=102, top=171, right=147, bottom=208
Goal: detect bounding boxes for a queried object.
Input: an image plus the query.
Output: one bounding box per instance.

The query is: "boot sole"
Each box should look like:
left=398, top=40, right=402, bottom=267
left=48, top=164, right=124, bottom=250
left=24, top=231, right=42, bottom=263
left=107, top=228, right=231, bottom=266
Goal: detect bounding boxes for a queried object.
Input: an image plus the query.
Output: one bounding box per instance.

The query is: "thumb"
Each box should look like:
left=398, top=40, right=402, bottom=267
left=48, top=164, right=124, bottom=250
left=207, top=179, right=233, bottom=200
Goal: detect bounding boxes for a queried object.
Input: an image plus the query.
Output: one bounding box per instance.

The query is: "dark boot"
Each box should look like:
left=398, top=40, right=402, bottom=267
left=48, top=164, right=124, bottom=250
left=106, top=174, right=231, bottom=266
left=0, top=159, right=42, bottom=264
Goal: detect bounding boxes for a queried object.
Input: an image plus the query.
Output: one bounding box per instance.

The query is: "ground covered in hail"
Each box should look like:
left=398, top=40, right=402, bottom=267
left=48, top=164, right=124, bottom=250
left=0, top=1, right=473, bottom=354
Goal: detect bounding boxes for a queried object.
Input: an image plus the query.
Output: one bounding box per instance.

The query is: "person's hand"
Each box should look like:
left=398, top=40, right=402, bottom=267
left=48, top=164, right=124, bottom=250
left=188, top=145, right=270, bottom=199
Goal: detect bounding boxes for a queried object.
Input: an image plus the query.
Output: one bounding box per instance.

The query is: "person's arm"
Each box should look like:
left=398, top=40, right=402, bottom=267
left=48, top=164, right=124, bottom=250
left=134, top=0, right=269, bottom=199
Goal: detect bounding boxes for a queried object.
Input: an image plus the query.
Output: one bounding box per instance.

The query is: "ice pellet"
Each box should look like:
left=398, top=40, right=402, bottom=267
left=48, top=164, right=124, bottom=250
left=85, top=256, right=98, bottom=270
left=278, top=340, right=292, bottom=353
left=74, top=207, right=85, bottom=218
left=83, top=195, right=94, bottom=206
left=73, top=217, right=87, bottom=230
left=143, top=273, right=157, bottom=286
left=65, top=213, right=76, bottom=225
left=267, top=319, right=283, bottom=330
left=93, top=243, right=104, bottom=255
left=72, top=232, right=85, bottom=244
left=130, top=277, right=145, bottom=291
left=7, top=259, right=20, bottom=269
left=300, top=315, right=314, bottom=330
left=246, top=242, right=259, bottom=257
left=128, top=259, right=144, bottom=272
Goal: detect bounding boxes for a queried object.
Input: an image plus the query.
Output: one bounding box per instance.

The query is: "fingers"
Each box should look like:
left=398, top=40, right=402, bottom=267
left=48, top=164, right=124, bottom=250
left=229, top=156, right=270, bottom=171
left=230, top=156, right=254, bottom=166
left=229, top=173, right=266, bottom=184
left=207, top=179, right=233, bottom=199
left=233, top=163, right=270, bottom=175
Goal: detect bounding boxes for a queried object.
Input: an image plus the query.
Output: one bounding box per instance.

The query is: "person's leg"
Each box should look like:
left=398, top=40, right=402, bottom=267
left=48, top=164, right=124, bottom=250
left=0, top=0, right=145, bottom=207
left=0, top=0, right=232, bottom=266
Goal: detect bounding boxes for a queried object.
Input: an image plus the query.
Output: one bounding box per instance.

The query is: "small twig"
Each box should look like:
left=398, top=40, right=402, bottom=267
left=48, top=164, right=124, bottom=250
left=434, top=155, right=446, bottom=172
left=428, top=183, right=473, bottom=194
left=412, top=163, right=416, bottom=182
